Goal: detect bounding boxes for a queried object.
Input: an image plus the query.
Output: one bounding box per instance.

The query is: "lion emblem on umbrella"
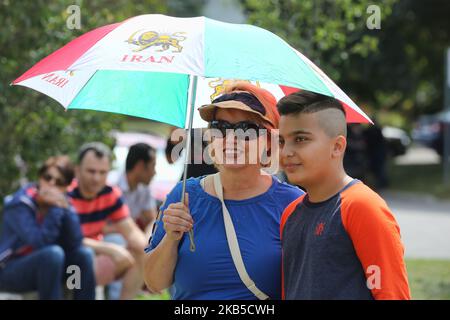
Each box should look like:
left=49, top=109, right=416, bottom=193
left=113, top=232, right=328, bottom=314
left=126, top=30, right=187, bottom=53
left=208, top=79, right=261, bottom=101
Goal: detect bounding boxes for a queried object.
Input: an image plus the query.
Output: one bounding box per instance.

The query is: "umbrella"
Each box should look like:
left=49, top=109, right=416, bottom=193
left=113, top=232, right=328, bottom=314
left=12, top=14, right=372, bottom=251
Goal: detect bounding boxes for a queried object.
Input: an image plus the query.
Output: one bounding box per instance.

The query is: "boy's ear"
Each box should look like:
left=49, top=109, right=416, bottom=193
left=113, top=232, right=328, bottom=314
left=331, top=135, right=347, bottom=159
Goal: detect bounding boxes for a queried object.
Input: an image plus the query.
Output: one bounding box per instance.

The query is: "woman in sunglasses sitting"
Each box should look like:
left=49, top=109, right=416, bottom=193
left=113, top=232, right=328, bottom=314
left=144, top=82, right=304, bottom=300
left=0, top=155, right=96, bottom=299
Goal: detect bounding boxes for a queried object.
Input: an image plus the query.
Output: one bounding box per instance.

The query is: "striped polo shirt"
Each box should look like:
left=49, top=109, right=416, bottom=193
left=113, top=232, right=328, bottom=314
left=280, top=179, right=410, bottom=300
left=68, top=183, right=129, bottom=240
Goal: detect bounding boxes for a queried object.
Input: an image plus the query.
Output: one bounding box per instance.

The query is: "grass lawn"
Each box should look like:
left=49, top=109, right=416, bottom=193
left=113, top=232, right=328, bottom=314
left=136, top=259, right=450, bottom=300
left=387, top=162, right=450, bottom=199
left=136, top=290, right=170, bottom=300
left=406, top=258, right=450, bottom=300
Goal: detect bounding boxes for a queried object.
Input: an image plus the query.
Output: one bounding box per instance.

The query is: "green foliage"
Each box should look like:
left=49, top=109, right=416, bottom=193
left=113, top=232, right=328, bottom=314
left=365, top=0, right=450, bottom=120
left=241, top=0, right=450, bottom=128
left=242, top=0, right=396, bottom=82
left=0, top=0, right=196, bottom=202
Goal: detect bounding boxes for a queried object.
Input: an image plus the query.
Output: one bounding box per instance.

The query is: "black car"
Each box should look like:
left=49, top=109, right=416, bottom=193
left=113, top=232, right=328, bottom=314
left=382, top=126, right=411, bottom=157
left=412, top=110, right=450, bottom=156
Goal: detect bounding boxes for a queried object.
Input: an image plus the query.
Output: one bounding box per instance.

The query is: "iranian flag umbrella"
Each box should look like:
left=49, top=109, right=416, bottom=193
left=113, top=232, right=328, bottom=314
left=12, top=14, right=372, bottom=251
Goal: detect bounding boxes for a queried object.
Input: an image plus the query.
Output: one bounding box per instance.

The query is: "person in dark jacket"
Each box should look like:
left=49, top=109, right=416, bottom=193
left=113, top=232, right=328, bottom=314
left=0, top=156, right=96, bottom=299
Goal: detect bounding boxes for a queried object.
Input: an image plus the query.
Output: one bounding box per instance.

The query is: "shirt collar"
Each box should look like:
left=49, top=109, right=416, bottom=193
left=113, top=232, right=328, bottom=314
left=118, top=172, right=130, bottom=192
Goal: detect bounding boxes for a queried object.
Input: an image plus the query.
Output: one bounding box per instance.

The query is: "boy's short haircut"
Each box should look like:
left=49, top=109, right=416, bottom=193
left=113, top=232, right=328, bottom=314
left=277, top=91, right=345, bottom=116
left=78, top=142, right=112, bottom=164
left=277, top=91, right=347, bottom=137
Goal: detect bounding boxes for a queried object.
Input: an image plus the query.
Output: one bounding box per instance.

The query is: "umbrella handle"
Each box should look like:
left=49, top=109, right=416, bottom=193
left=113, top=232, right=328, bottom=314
left=181, top=191, right=195, bottom=252
left=181, top=75, right=198, bottom=253
left=188, top=230, right=196, bottom=252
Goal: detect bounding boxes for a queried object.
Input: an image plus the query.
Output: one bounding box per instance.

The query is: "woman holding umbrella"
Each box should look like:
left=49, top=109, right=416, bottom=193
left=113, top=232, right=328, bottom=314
left=143, top=82, right=304, bottom=300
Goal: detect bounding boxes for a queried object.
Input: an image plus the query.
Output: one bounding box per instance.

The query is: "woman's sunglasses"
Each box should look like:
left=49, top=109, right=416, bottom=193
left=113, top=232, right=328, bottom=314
left=209, top=120, right=266, bottom=140
left=42, top=173, right=67, bottom=187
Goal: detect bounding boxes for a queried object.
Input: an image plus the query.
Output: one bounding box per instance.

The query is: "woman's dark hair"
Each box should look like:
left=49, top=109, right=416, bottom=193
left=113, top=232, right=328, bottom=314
left=38, top=155, right=75, bottom=186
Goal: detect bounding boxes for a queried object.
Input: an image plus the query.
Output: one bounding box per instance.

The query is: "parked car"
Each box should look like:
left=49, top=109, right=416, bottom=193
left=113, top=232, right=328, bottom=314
left=108, top=131, right=184, bottom=203
left=412, top=110, right=450, bottom=156
left=382, top=126, right=411, bottom=157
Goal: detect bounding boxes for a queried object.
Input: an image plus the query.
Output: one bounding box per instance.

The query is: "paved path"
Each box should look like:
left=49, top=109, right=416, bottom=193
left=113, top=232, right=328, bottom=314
left=395, top=144, right=441, bottom=165
left=381, top=191, right=450, bottom=260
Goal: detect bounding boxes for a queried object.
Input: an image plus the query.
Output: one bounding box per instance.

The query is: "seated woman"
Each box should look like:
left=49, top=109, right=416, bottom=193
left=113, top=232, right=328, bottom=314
left=0, top=155, right=96, bottom=299
left=143, top=82, right=304, bottom=300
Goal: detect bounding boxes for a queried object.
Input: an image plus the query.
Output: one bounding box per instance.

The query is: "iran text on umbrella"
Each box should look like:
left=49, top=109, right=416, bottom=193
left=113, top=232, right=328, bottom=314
left=12, top=14, right=373, bottom=251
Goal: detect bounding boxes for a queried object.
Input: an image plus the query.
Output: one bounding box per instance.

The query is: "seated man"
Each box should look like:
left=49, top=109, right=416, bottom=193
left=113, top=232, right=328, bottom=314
left=68, top=142, right=147, bottom=300
left=109, top=143, right=158, bottom=237
left=0, top=156, right=95, bottom=300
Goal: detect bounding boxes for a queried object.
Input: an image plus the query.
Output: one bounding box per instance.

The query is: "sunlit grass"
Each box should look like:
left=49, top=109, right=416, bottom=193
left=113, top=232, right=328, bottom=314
left=135, top=289, right=170, bottom=300
left=134, top=259, right=450, bottom=300
left=406, top=259, right=450, bottom=300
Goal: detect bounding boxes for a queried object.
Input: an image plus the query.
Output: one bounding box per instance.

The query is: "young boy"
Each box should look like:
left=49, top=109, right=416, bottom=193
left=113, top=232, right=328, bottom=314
left=277, top=91, right=410, bottom=300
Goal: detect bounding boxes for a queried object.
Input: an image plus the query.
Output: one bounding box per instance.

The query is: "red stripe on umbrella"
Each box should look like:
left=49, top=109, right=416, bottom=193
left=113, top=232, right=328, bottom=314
left=13, top=22, right=123, bottom=84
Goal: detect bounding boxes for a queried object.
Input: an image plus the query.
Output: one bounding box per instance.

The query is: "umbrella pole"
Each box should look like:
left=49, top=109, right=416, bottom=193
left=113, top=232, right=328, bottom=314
left=182, top=75, right=198, bottom=252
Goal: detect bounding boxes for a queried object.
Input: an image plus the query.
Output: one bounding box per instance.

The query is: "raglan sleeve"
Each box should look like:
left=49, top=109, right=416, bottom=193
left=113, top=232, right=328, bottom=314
left=340, top=186, right=411, bottom=300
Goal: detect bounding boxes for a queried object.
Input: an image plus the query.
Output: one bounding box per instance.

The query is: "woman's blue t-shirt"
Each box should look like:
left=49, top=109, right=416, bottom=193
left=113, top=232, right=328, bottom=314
left=146, top=175, right=304, bottom=300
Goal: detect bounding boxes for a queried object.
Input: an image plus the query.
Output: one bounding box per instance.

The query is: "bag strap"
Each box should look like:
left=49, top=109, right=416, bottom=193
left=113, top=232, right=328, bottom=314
left=200, top=177, right=206, bottom=189
left=212, top=173, right=269, bottom=300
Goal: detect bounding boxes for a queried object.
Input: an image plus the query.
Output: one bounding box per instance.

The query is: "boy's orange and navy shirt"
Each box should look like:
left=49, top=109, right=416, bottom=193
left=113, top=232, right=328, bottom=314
left=280, top=179, right=411, bottom=300
left=68, top=182, right=129, bottom=240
